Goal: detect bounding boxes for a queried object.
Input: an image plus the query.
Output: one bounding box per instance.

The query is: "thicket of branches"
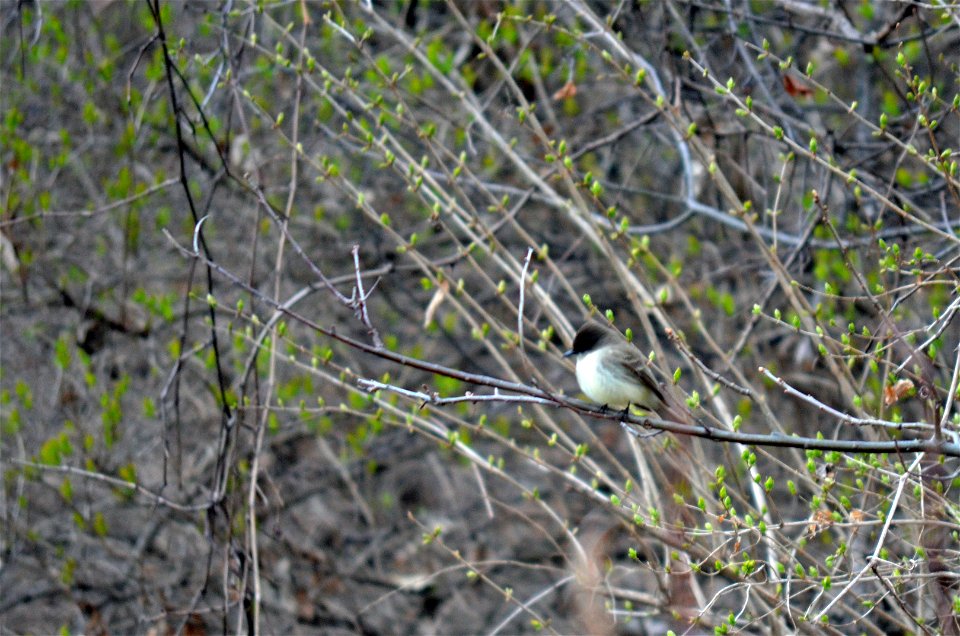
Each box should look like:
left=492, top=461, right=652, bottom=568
left=2, top=1, right=960, bottom=634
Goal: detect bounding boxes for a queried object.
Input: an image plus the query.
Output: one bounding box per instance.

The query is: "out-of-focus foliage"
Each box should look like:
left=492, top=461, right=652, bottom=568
left=2, top=1, right=959, bottom=633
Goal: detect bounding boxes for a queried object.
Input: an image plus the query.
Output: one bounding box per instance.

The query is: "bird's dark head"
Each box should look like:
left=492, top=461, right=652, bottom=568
left=563, top=321, right=619, bottom=357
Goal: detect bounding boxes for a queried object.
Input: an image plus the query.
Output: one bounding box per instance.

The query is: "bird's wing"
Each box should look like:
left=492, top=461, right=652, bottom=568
left=606, top=347, right=665, bottom=405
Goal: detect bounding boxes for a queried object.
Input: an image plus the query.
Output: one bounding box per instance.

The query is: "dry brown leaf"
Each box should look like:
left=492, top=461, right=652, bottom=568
left=782, top=74, right=814, bottom=98
left=423, top=278, right=450, bottom=328
left=552, top=80, right=578, bottom=101
left=883, top=379, right=914, bottom=405
left=0, top=231, right=20, bottom=276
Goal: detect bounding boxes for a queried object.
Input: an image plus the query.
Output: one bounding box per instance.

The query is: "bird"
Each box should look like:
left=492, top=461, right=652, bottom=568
left=563, top=320, right=665, bottom=414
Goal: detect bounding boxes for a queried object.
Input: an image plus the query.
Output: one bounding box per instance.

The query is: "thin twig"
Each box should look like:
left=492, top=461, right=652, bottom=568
left=812, top=454, right=923, bottom=622
left=352, top=245, right=383, bottom=348
left=9, top=460, right=209, bottom=512
left=162, top=228, right=960, bottom=458
left=759, top=367, right=934, bottom=432
left=517, top=247, right=534, bottom=357
left=666, top=328, right=752, bottom=396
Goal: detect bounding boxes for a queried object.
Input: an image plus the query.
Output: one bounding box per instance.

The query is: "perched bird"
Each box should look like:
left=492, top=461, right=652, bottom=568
left=563, top=320, right=665, bottom=414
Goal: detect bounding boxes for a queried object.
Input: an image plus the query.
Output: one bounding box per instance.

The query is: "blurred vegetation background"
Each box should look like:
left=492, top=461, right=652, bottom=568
left=2, top=1, right=959, bottom=634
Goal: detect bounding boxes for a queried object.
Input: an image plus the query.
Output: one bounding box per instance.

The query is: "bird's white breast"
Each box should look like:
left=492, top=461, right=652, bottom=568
left=575, top=349, right=650, bottom=409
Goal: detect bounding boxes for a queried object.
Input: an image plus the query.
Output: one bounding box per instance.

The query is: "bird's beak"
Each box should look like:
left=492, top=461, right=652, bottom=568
left=562, top=349, right=574, bottom=358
